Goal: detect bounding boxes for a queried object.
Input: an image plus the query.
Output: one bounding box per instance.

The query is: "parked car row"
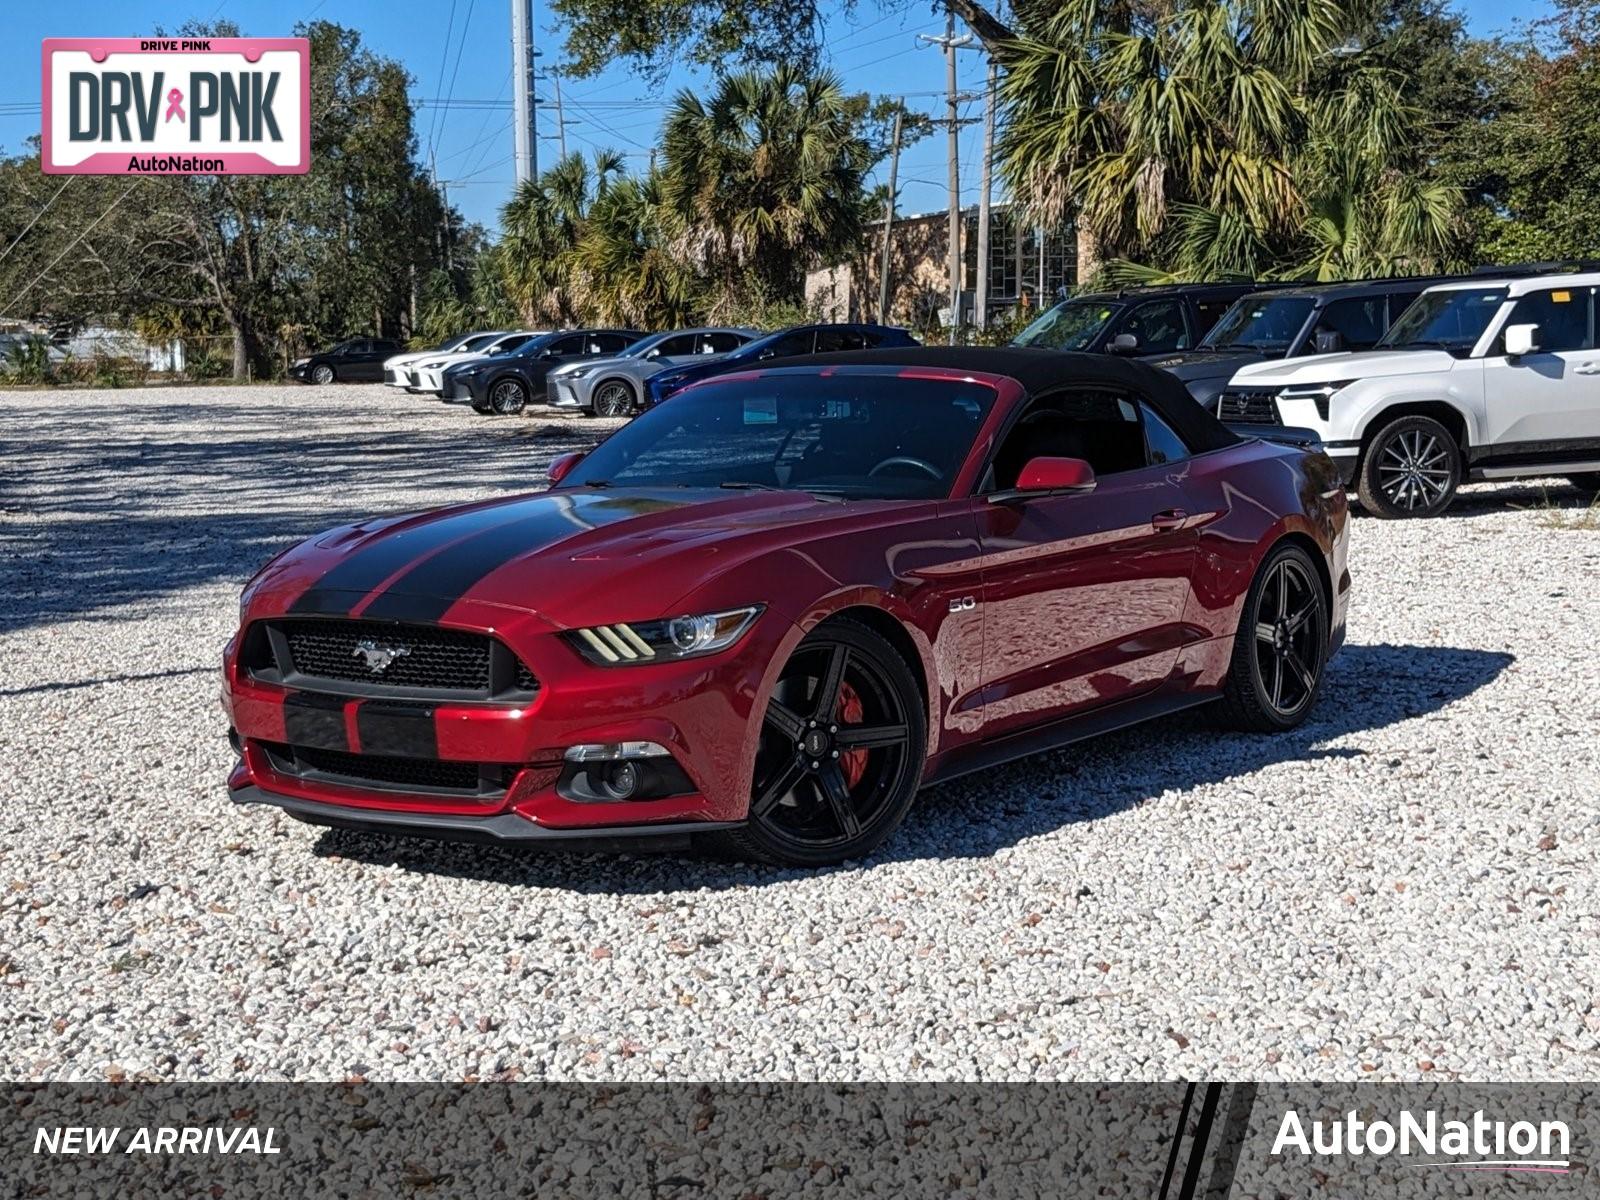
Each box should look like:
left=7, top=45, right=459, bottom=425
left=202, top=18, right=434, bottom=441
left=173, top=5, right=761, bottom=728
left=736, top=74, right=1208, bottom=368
left=1012, top=262, right=1600, bottom=518
left=310, top=321, right=919, bottom=415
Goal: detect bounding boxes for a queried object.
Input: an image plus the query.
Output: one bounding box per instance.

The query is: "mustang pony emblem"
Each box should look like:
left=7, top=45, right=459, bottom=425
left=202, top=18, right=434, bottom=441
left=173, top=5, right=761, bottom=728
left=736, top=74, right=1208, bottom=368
left=351, top=640, right=412, bottom=674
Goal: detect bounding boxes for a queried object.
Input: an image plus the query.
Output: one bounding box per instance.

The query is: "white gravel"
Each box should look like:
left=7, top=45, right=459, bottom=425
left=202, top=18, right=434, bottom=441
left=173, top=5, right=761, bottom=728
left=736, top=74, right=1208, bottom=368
left=0, top=383, right=1596, bottom=1083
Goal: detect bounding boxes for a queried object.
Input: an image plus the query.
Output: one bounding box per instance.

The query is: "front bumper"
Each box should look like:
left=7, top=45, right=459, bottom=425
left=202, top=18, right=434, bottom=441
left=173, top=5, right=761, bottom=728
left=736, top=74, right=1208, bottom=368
left=440, top=375, right=482, bottom=404
left=223, top=600, right=799, bottom=838
left=549, top=378, right=589, bottom=409
left=288, top=364, right=312, bottom=383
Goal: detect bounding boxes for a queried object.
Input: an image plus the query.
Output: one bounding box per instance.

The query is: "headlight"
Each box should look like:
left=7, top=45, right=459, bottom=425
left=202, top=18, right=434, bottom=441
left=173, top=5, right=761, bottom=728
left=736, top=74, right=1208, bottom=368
left=565, top=606, right=763, bottom=665
left=1277, top=380, right=1355, bottom=419
left=292, top=357, right=309, bottom=367
left=564, top=366, right=593, bottom=379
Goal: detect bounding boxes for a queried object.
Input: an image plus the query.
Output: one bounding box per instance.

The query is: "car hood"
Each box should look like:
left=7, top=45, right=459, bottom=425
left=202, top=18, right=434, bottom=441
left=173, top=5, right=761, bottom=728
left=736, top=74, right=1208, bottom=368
left=1231, top=348, right=1458, bottom=387
left=383, top=350, right=437, bottom=369
left=1141, top=349, right=1267, bottom=383
left=247, top=488, right=918, bottom=627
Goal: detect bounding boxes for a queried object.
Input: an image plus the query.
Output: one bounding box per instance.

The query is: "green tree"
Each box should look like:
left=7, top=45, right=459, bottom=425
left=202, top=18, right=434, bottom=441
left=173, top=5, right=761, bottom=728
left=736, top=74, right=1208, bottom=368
left=571, top=171, right=700, bottom=328
left=948, top=0, right=1461, bottom=282
left=658, top=64, right=872, bottom=315
left=498, top=148, right=626, bottom=324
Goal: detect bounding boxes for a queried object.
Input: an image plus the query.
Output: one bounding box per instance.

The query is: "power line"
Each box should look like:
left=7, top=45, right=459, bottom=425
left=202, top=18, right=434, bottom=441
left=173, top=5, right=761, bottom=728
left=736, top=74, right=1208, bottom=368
left=0, top=180, right=140, bottom=320
left=424, top=0, right=460, bottom=166
left=0, top=177, right=72, bottom=270
left=437, top=0, right=478, bottom=155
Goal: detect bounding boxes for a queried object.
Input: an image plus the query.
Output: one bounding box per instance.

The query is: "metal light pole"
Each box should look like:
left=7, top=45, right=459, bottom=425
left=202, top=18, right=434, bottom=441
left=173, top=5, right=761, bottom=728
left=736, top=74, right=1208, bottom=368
left=920, top=13, right=972, bottom=345
left=511, top=0, right=537, bottom=183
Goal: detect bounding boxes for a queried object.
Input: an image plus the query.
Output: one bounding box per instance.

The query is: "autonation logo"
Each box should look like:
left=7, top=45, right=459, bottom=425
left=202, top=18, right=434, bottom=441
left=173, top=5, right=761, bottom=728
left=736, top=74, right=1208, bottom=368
left=1274, top=1109, right=1572, bottom=1174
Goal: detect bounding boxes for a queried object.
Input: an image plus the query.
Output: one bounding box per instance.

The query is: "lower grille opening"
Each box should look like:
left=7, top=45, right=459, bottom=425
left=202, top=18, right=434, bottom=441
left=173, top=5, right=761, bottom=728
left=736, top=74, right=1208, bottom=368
left=260, top=741, right=512, bottom=798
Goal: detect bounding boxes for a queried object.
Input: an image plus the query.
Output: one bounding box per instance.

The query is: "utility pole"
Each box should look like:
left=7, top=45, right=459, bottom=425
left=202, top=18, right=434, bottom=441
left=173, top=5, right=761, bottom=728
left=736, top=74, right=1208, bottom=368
left=975, top=63, right=997, bottom=331
left=920, top=12, right=973, bottom=345
left=877, top=105, right=903, bottom=325
left=511, top=0, right=537, bottom=184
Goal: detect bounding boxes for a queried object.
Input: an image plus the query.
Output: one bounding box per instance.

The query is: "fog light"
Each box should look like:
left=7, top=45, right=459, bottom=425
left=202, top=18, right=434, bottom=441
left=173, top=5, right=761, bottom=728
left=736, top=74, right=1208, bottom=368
left=600, top=760, right=640, bottom=800
left=557, top=742, right=693, bottom=803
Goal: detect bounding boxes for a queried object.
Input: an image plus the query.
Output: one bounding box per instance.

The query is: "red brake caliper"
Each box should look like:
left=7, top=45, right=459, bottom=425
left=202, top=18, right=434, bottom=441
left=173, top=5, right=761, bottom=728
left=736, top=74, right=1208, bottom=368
left=837, top=679, right=867, bottom=789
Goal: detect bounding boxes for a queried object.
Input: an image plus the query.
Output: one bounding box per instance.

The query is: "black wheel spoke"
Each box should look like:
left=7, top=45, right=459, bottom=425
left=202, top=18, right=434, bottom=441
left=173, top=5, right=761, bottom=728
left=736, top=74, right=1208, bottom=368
left=1270, top=654, right=1285, bottom=709
left=1285, top=600, right=1316, bottom=634
left=812, top=643, right=848, bottom=721
left=817, top=765, right=861, bottom=838
left=1284, top=646, right=1317, bottom=694
left=751, top=758, right=805, bottom=818
left=763, top=699, right=807, bottom=743
left=835, top=723, right=909, bottom=750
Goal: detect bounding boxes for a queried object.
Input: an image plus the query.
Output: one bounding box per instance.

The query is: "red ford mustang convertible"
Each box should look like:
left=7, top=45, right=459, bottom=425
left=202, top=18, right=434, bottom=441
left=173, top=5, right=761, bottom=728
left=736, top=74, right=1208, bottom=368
left=225, top=347, right=1349, bottom=866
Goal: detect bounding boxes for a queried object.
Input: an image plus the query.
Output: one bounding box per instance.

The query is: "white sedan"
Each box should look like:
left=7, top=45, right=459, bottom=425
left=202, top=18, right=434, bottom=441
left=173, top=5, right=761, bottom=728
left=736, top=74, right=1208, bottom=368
left=383, top=331, right=503, bottom=391
left=412, top=331, right=546, bottom=395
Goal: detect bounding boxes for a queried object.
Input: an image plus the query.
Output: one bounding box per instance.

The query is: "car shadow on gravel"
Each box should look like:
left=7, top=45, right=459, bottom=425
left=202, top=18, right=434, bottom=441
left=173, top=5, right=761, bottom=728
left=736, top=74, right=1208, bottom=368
left=1351, top=478, right=1599, bottom=520
left=311, top=641, right=1514, bottom=892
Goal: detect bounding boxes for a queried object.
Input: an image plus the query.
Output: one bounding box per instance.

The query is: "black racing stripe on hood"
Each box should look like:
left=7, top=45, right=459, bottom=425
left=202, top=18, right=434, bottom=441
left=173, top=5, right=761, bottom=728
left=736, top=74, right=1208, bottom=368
left=288, top=502, right=541, bottom=615
left=357, top=492, right=685, bottom=623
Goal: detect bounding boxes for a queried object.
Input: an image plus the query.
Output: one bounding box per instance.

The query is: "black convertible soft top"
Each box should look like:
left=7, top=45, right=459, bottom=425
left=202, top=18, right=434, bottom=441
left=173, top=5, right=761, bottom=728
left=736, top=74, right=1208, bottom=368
left=790, top=345, right=1242, bottom=454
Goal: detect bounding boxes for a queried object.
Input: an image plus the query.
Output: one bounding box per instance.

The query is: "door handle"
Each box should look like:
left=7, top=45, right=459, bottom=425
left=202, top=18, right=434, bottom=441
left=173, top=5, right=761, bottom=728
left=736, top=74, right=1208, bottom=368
left=1151, top=508, right=1188, bottom=532
left=1575, top=363, right=1600, bottom=375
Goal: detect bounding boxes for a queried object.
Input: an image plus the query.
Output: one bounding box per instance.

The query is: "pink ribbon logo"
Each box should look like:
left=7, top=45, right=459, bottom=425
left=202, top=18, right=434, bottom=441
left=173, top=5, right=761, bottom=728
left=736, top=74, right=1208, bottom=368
left=164, top=88, right=185, bottom=123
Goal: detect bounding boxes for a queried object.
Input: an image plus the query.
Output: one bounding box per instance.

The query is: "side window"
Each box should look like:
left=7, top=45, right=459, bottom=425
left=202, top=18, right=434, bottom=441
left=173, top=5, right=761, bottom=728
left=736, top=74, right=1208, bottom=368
left=1504, top=287, right=1592, bottom=352
left=547, top=334, right=585, bottom=356
left=655, top=334, right=698, bottom=357
left=989, top=388, right=1148, bottom=490
left=816, top=328, right=869, bottom=352
left=498, top=334, right=533, bottom=353
left=703, top=332, right=744, bottom=353
left=1141, top=403, right=1191, bottom=466
left=758, top=331, right=815, bottom=359
left=596, top=333, right=634, bottom=354
left=1193, top=299, right=1233, bottom=339
left=1122, top=301, right=1189, bottom=352
left=1317, top=297, right=1385, bottom=350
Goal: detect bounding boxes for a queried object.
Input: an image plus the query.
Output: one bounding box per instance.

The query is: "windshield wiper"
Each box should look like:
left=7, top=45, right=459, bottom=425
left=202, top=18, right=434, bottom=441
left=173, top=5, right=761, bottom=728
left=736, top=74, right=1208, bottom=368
left=579, top=479, right=612, bottom=489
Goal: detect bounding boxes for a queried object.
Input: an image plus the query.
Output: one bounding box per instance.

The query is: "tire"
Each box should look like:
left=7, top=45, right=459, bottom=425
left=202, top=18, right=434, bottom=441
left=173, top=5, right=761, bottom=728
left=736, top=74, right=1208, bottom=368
left=712, top=618, right=926, bottom=867
left=592, top=379, right=635, bottom=418
left=1356, top=415, right=1460, bottom=518
left=1567, top=472, right=1600, bottom=494
left=469, top=394, right=493, bottom=414
left=311, top=363, right=335, bottom=385
left=489, top=377, right=528, bottom=416
left=1216, top=541, right=1330, bottom=733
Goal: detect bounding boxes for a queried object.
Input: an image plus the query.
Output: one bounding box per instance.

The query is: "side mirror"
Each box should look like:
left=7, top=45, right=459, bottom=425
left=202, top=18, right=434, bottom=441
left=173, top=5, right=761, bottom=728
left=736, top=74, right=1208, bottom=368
left=1004, top=456, right=1097, bottom=498
left=1504, top=323, right=1540, bottom=358
left=547, top=451, right=585, bottom=485
left=1108, top=333, right=1140, bottom=355
left=1313, top=329, right=1344, bottom=354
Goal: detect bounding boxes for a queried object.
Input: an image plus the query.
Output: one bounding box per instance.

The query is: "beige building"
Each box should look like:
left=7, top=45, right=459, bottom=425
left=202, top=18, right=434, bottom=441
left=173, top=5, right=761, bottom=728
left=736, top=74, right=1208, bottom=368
left=806, top=202, right=1076, bottom=328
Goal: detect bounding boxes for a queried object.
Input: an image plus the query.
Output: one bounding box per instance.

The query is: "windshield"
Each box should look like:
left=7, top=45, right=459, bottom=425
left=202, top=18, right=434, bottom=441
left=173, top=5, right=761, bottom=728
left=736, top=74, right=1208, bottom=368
left=567, top=372, right=996, bottom=500
left=1012, top=299, right=1122, bottom=351
left=1200, top=297, right=1315, bottom=353
left=1380, top=288, right=1507, bottom=354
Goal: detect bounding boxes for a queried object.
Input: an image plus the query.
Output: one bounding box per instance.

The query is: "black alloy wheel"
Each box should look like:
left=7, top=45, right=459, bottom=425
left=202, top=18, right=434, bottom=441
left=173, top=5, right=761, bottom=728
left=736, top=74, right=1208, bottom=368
left=1218, top=542, right=1329, bottom=732
left=592, top=379, right=634, bottom=418
left=717, top=620, right=925, bottom=866
left=311, top=363, right=335, bottom=385
left=490, top=378, right=528, bottom=416
left=1357, top=415, right=1460, bottom=518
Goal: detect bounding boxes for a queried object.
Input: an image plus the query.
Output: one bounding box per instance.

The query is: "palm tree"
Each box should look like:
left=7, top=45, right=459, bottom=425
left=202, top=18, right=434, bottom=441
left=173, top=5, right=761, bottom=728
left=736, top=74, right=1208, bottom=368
left=950, top=0, right=1460, bottom=282
left=498, top=148, right=625, bottom=323
left=571, top=171, right=700, bottom=328
left=658, top=64, right=872, bottom=315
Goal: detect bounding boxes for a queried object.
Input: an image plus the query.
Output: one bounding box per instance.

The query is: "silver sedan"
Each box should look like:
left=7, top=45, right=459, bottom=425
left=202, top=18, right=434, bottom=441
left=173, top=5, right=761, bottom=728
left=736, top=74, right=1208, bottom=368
left=546, top=327, right=757, bottom=416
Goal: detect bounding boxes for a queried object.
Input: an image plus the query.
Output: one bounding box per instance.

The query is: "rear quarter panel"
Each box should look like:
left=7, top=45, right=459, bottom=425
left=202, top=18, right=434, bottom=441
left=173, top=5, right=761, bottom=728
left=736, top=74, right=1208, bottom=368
left=1173, top=439, right=1350, bottom=691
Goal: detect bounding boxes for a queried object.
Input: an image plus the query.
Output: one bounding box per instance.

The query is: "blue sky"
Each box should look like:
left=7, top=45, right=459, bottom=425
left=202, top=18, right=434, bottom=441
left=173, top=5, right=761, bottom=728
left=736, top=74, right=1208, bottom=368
left=2, top=0, right=1549, bottom=234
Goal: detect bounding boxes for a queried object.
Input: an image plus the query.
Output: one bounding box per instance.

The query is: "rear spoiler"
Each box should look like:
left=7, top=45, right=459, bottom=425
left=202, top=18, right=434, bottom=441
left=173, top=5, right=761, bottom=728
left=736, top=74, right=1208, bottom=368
left=1226, top=423, right=1324, bottom=451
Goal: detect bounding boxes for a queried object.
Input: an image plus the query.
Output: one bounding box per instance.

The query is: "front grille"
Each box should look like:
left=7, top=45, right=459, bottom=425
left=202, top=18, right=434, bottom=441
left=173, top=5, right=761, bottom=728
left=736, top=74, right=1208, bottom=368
left=249, top=618, right=538, bottom=699
left=261, top=741, right=508, bottom=797
left=1216, top=389, right=1280, bottom=424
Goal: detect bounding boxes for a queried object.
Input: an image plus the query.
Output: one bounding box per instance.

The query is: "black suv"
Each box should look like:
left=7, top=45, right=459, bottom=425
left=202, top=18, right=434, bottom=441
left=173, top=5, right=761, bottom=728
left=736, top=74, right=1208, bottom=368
left=1140, top=278, right=1449, bottom=410
left=1010, top=283, right=1269, bottom=358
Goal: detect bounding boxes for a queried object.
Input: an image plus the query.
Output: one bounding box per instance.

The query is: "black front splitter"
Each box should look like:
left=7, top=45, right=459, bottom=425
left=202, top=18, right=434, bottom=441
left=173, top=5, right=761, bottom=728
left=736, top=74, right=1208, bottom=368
left=230, top=783, right=740, bottom=852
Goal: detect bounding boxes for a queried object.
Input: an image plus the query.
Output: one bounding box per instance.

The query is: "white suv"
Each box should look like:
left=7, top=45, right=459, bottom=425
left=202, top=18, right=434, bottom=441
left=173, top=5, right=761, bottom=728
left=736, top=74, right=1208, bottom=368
left=1220, top=272, right=1600, bottom=517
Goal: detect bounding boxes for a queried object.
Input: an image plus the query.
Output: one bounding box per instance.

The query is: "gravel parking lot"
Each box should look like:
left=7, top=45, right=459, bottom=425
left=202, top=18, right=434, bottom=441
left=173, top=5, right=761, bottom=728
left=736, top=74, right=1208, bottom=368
left=1, top=383, right=1596, bottom=1083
